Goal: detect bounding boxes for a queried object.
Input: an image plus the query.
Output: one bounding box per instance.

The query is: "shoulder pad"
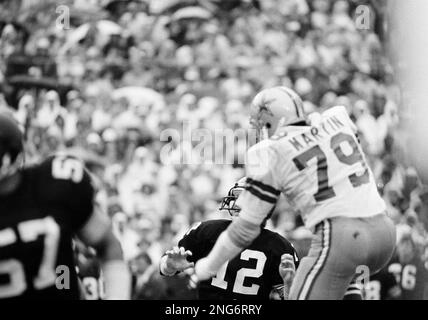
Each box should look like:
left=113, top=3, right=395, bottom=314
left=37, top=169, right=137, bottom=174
left=324, top=105, right=349, bottom=117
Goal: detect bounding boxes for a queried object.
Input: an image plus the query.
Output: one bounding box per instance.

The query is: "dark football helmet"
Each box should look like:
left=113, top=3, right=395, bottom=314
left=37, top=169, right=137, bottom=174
left=219, top=177, right=246, bottom=216
left=219, top=177, right=276, bottom=226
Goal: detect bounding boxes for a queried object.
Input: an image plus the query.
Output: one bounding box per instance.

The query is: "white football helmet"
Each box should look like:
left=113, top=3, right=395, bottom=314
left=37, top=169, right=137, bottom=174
left=250, top=86, right=306, bottom=141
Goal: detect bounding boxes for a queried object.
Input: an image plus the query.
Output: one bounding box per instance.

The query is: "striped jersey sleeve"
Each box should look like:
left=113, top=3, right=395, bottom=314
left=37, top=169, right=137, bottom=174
left=236, top=141, right=282, bottom=225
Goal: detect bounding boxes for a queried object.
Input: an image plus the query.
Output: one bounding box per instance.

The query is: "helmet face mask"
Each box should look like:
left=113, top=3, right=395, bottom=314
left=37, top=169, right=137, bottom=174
left=219, top=181, right=246, bottom=217
left=219, top=177, right=276, bottom=227
left=249, top=116, right=271, bottom=143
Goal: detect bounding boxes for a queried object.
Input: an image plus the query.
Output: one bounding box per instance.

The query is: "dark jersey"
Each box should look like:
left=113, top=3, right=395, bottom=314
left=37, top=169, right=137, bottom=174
left=387, top=255, right=428, bottom=300
left=77, top=255, right=105, bottom=300
left=0, top=156, right=94, bottom=300
left=178, top=219, right=299, bottom=300
left=364, top=267, right=399, bottom=300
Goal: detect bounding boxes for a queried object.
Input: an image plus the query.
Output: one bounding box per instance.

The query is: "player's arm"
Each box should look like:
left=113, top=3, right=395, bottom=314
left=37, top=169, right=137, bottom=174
left=279, top=253, right=297, bottom=300
left=194, top=216, right=262, bottom=281
left=78, top=202, right=131, bottom=300
left=67, top=161, right=130, bottom=300
left=270, top=239, right=300, bottom=300
left=160, top=222, right=202, bottom=276
left=160, top=247, right=194, bottom=276
left=48, top=156, right=130, bottom=299
left=195, top=146, right=281, bottom=281
left=269, top=254, right=297, bottom=300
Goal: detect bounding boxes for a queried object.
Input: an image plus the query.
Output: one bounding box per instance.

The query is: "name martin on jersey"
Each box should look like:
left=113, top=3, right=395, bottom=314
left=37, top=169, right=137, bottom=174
left=287, top=115, right=346, bottom=152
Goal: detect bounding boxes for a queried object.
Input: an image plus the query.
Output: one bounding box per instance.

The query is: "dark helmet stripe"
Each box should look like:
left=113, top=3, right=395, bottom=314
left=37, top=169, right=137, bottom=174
left=278, top=87, right=303, bottom=118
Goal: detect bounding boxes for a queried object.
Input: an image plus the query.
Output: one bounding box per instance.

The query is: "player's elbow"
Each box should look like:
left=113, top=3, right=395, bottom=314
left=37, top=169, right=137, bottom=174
left=227, top=216, right=261, bottom=248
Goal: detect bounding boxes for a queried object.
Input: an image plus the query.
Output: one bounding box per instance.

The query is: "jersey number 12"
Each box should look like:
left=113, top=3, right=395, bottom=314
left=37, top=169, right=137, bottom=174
left=211, top=249, right=267, bottom=295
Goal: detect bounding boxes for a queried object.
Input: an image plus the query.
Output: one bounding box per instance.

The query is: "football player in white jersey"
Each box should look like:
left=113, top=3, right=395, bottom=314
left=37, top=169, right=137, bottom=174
left=194, top=86, right=396, bottom=299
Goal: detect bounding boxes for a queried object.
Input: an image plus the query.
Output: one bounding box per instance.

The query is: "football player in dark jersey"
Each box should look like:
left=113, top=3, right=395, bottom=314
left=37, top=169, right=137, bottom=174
left=363, top=265, right=401, bottom=300
left=160, top=178, right=299, bottom=300
left=74, top=240, right=105, bottom=300
left=0, top=110, right=130, bottom=300
left=386, top=233, right=428, bottom=300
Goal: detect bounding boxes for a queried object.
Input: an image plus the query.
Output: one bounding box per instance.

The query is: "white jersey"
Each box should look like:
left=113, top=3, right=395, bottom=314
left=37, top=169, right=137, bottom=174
left=237, top=106, right=386, bottom=230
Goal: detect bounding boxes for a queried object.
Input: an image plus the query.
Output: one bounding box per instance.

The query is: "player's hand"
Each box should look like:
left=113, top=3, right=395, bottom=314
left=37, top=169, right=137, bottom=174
left=165, top=246, right=194, bottom=272
left=279, top=254, right=296, bottom=286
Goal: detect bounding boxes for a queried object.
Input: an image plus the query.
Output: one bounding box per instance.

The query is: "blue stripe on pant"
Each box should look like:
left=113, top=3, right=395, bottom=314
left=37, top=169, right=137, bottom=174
left=297, top=220, right=331, bottom=300
left=289, top=214, right=396, bottom=300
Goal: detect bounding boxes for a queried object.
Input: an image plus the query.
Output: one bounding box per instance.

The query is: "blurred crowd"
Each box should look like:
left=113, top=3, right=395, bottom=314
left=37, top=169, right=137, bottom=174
left=0, top=0, right=426, bottom=299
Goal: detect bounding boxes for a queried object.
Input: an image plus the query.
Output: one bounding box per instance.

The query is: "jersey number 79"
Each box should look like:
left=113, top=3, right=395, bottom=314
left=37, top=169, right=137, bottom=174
left=293, top=132, right=370, bottom=202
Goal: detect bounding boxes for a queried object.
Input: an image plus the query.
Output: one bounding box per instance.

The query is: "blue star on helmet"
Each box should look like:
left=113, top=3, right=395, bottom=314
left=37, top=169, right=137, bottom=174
left=258, top=96, right=276, bottom=118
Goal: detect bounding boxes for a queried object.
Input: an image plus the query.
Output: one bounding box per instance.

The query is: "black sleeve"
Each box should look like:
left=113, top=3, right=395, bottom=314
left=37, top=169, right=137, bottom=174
left=159, top=222, right=204, bottom=277
left=38, top=156, right=95, bottom=232
left=177, top=220, right=229, bottom=263
left=178, top=222, right=204, bottom=263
